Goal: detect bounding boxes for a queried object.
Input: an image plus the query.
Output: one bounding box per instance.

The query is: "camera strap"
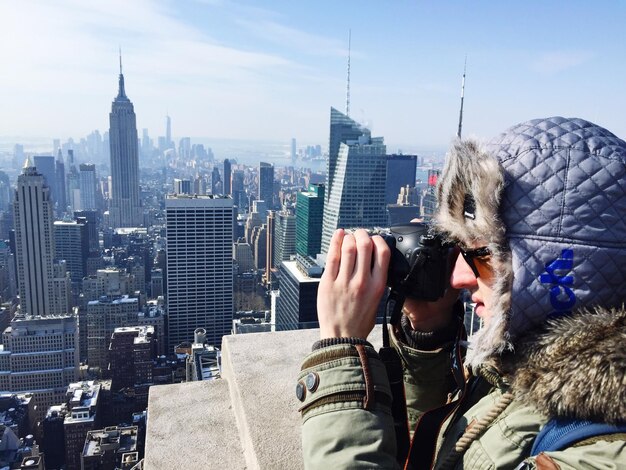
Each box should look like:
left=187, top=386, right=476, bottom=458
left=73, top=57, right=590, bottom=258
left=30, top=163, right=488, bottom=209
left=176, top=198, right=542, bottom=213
left=380, top=291, right=411, bottom=464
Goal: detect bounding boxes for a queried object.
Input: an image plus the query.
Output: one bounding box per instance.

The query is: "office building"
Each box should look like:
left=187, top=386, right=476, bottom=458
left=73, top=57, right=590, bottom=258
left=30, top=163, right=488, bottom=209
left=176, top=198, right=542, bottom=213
left=273, top=209, right=296, bottom=268
left=32, top=156, right=57, bottom=204
left=321, top=108, right=387, bottom=253
left=421, top=169, right=441, bottom=220
left=109, top=326, right=154, bottom=413
left=275, top=255, right=322, bottom=330
left=259, top=162, right=274, bottom=208
left=264, top=211, right=276, bottom=287
left=211, top=167, right=222, bottom=195
left=14, top=159, right=71, bottom=317
left=233, top=239, right=254, bottom=272
left=173, top=179, right=191, bottom=195
left=86, top=296, right=139, bottom=373
left=63, top=381, right=101, bottom=470
left=79, top=164, right=98, bottom=211
left=251, top=223, right=267, bottom=270
left=0, top=315, right=79, bottom=424
left=296, top=184, right=324, bottom=257
left=385, top=154, right=417, bottom=205
left=55, top=150, right=67, bottom=213
left=165, top=195, right=233, bottom=350
left=108, top=60, right=142, bottom=228
left=74, top=210, right=100, bottom=254
left=223, top=159, right=231, bottom=195
left=81, top=426, right=138, bottom=470
left=54, top=221, right=89, bottom=285
left=231, top=170, right=245, bottom=210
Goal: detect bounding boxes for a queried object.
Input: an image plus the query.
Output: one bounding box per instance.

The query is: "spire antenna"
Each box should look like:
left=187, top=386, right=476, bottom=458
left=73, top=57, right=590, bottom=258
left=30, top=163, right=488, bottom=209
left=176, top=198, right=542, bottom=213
left=346, top=29, right=351, bottom=117
left=119, top=47, right=123, bottom=75
left=456, top=56, right=467, bottom=139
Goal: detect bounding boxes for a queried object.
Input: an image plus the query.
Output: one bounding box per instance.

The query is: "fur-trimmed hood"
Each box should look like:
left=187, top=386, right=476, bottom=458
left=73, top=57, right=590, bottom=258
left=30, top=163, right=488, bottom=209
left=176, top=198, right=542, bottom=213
left=510, top=306, right=626, bottom=424
left=434, top=117, right=626, bottom=368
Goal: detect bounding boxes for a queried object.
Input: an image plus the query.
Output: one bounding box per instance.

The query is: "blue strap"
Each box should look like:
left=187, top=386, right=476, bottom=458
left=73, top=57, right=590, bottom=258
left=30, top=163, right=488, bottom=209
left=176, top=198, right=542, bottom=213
left=531, top=418, right=626, bottom=456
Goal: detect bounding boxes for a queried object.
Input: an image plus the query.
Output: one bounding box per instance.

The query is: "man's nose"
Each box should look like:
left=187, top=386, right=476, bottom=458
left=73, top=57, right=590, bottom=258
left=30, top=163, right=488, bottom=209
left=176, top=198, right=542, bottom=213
left=450, top=253, right=478, bottom=290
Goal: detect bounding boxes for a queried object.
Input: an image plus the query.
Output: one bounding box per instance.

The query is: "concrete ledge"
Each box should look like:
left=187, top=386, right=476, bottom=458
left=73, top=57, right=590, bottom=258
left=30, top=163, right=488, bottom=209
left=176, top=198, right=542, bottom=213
left=145, top=380, right=246, bottom=469
left=146, top=326, right=384, bottom=469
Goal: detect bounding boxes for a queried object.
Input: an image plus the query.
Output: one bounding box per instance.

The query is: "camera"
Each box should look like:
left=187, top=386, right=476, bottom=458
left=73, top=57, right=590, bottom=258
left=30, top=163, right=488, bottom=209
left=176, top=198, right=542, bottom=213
left=380, top=222, right=453, bottom=301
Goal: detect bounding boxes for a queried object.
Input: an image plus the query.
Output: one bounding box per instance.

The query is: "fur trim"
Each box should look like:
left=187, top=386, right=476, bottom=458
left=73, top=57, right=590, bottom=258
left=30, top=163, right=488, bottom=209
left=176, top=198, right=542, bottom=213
left=433, top=139, right=514, bottom=367
left=510, top=307, right=626, bottom=424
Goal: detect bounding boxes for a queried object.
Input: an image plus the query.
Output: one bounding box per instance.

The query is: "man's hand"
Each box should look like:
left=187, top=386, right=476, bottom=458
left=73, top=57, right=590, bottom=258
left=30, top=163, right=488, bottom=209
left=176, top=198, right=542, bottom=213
left=318, top=229, right=391, bottom=340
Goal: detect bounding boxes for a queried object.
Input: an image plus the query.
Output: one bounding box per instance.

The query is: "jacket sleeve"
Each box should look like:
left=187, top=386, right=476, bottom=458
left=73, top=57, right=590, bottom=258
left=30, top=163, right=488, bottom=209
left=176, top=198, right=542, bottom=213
left=298, top=343, right=400, bottom=470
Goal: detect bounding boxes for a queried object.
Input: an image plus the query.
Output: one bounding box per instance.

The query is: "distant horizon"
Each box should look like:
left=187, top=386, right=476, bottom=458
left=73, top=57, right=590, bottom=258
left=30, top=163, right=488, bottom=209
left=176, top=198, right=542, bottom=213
left=0, top=134, right=450, bottom=161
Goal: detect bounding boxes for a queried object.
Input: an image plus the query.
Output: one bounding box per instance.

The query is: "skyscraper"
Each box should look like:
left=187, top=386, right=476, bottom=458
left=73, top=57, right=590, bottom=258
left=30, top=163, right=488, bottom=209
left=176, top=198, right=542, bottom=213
left=14, top=158, right=69, bottom=316
left=296, top=184, right=324, bottom=257
left=259, top=162, right=274, bottom=208
left=165, top=114, right=172, bottom=149
left=165, top=195, right=234, bottom=350
left=33, top=155, right=57, bottom=204
left=321, top=108, right=387, bottom=253
left=79, top=164, right=98, bottom=211
left=55, top=150, right=67, bottom=213
left=385, top=154, right=417, bottom=205
left=108, top=58, right=141, bottom=228
left=0, top=315, right=79, bottom=424
left=54, top=221, right=89, bottom=285
left=223, top=159, right=231, bottom=195
left=273, top=209, right=296, bottom=268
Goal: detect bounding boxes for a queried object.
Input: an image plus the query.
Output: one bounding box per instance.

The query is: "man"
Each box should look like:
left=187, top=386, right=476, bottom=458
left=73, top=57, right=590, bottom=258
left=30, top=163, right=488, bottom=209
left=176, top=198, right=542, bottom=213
left=298, top=117, right=626, bottom=468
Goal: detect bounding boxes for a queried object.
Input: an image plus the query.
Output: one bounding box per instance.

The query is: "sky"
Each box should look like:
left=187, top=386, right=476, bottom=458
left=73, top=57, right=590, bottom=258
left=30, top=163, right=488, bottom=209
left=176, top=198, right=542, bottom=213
left=1, top=1, right=626, bottom=150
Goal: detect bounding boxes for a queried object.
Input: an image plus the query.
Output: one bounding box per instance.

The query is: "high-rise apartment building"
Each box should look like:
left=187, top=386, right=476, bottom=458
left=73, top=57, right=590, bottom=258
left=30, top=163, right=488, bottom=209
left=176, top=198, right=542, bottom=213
left=79, top=164, right=98, bottom=211
left=273, top=209, right=296, bottom=268
left=321, top=108, right=387, bottom=253
left=0, top=315, right=79, bottom=424
left=108, top=61, right=142, bottom=228
left=259, top=162, right=274, bottom=208
left=165, top=195, right=233, bottom=350
left=296, top=184, right=324, bottom=257
left=14, top=159, right=70, bottom=316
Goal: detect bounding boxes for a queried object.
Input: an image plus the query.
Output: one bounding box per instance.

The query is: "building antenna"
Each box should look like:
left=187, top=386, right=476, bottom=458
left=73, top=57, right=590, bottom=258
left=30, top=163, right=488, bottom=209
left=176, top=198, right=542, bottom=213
left=346, top=29, right=351, bottom=117
left=119, top=47, right=123, bottom=75
left=457, top=56, right=467, bottom=139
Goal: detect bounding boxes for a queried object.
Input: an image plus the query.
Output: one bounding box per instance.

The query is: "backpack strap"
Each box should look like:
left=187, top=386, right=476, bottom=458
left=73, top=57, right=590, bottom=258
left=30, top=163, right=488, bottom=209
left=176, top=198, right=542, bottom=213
left=531, top=418, right=626, bottom=456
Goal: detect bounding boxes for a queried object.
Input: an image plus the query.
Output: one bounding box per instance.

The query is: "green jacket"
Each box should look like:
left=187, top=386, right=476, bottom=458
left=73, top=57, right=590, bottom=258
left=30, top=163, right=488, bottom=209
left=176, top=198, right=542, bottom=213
left=298, top=309, right=626, bottom=469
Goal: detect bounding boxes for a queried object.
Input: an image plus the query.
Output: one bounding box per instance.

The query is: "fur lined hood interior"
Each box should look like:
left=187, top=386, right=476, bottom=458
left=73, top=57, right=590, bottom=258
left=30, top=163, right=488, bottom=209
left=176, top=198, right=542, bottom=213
left=510, top=307, right=626, bottom=424
left=434, top=117, right=626, bottom=368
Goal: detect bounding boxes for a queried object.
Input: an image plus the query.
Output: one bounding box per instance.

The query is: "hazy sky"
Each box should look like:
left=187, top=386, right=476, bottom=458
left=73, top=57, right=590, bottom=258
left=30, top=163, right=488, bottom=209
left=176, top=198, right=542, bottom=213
left=2, top=1, right=626, bottom=149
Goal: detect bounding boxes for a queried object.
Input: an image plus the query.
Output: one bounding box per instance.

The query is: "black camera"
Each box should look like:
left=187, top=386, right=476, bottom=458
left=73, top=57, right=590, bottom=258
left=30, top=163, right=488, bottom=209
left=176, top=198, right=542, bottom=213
left=380, top=222, right=453, bottom=301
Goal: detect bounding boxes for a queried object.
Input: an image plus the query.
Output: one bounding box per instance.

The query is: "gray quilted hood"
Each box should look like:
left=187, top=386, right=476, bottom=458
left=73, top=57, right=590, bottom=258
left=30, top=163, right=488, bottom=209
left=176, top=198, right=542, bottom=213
left=434, top=117, right=626, bottom=367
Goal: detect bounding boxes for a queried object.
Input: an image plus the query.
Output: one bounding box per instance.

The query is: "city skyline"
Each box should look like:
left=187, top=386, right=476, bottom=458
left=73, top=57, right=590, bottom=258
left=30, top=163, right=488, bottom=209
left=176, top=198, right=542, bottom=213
left=2, top=1, right=626, bottom=149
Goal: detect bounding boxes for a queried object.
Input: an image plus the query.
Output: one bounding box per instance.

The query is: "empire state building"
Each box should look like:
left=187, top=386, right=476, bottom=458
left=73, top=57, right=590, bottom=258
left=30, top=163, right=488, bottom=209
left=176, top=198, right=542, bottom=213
left=108, top=57, right=142, bottom=228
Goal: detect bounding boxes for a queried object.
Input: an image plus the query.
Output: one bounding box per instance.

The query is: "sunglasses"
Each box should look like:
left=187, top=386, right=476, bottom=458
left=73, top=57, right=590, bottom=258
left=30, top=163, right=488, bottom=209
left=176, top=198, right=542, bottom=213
left=459, top=246, right=494, bottom=281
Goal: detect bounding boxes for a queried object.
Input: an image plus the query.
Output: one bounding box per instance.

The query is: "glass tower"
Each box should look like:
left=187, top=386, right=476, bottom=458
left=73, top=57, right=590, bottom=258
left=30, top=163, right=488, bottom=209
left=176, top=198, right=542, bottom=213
left=321, top=108, right=388, bottom=253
